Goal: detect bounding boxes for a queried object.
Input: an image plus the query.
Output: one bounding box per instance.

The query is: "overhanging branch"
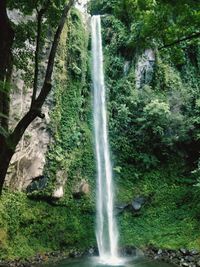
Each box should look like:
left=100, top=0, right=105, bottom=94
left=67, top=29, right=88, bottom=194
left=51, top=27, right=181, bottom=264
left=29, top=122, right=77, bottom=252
left=31, top=0, right=51, bottom=107
left=159, top=32, right=200, bottom=50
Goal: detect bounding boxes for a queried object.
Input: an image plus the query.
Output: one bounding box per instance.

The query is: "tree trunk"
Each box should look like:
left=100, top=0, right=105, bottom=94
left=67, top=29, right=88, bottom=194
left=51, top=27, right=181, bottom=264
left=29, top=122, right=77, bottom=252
left=0, top=109, right=38, bottom=193
left=0, top=137, right=15, bottom=194
left=0, top=0, right=14, bottom=131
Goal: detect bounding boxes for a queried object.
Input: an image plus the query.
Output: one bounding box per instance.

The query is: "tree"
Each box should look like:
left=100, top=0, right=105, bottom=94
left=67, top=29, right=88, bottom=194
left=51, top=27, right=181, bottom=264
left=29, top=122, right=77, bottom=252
left=0, top=0, right=75, bottom=194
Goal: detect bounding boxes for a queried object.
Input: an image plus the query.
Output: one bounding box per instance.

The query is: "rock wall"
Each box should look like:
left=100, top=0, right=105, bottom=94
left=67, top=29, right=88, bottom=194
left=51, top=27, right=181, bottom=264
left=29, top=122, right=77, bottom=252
left=5, top=10, right=52, bottom=191
left=6, top=69, right=51, bottom=191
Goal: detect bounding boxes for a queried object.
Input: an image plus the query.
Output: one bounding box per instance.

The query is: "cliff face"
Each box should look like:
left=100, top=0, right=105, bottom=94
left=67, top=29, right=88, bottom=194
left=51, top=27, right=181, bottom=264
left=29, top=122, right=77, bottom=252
left=6, top=76, right=51, bottom=191
left=5, top=10, right=51, bottom=191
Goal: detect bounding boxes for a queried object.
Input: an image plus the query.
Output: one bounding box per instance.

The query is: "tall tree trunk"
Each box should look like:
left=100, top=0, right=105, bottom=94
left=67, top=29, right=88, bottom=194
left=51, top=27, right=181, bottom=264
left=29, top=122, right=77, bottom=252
left=0, top=137, right=15, bottom=193
left=0, top=109, right=39, bottom=194
left=0, top=0, right=14, bottom=131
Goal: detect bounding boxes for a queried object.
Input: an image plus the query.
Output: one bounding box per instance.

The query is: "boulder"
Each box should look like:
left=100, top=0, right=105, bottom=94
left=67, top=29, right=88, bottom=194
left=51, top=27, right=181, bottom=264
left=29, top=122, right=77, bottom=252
left=73, top=180, right=90, bottom=199
left=52, top=170, right=67, bottom=199
left=180, top=248, right=189, bottom=255
left=120, top=246, right=144, bottom=257
left=84, top=247, right=99, bottom=257
left=115, top=203, right=129, bottom=215
left=26, top=175, right=47, bottom=193
left=115, top=196, right=146, bottom=215
left=53, top=186, right=64, bottom=199
left=131, top=196, right=146, bottom=211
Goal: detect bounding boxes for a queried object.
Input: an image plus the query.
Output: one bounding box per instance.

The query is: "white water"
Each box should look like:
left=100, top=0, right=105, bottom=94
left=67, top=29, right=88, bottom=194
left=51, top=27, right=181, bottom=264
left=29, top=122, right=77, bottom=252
left=91, top=16, right=120, bottom=265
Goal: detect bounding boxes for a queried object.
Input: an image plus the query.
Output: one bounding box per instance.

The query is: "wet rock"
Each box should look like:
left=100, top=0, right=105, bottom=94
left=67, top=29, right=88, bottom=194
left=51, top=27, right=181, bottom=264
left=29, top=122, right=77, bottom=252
left=88, top=248, right=95, bottom=256
left=115, top=196, right=147, bottom=215
left=190, top=250, right=199, bottom=256
left=115, top=203, right=129, bottom=215
left=182, top=263, right=189, bottom=267
left=124, top=246, right=137, bottom=256
left=68, top=248, right=85, bottom=259
left=120, top=246, right=143, bottom=257
left=180, top=248, right=189, bottom=255
left=146, top=246, right=200, bottom=267
left=185, top=256, right=194, bottom=262
left=135, top=49, right=155, bottom=89
left=85, top=246, right=98, bottom=257
left=131, top=196, right=146, bottom=211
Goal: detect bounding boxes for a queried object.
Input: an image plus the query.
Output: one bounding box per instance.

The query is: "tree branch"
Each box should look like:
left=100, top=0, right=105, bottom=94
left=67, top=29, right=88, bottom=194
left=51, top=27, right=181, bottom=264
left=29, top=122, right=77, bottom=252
left=159, top=32, right=200, bottom=50
left=31, top=0, right=51, bottom=107
left=34, top=0, right=75, bottom=107
left=44, top=0, right=75, bottom=84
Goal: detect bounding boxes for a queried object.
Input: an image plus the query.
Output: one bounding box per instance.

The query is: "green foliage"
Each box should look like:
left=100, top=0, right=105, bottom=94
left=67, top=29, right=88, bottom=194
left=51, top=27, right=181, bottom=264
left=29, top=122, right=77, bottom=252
left=91, top=0, right=200, bottom=52
left=0, top=191, right=95, bottom=260
left=41, top=8, right=95, bottom=201
left=94, top=8, right=200, bottom=170
left=117, top=164, right=200, bottom=249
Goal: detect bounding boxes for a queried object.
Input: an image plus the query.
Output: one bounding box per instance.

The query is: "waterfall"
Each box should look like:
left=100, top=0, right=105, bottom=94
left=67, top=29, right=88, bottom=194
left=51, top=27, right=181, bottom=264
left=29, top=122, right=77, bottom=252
left=91, top=15, right=119, bottom=263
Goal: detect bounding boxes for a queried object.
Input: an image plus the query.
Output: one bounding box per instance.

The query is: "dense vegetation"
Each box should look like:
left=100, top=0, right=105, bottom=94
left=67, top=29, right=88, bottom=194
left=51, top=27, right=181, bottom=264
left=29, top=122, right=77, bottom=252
left=89, top=0, right=200, bottom=250
left=0, top=0, right=200, bottom=261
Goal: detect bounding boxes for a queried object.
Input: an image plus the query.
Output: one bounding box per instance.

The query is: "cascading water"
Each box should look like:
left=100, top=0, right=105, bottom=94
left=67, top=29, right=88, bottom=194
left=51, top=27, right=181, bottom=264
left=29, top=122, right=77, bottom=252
left=91, top=15, right=120, bottom=264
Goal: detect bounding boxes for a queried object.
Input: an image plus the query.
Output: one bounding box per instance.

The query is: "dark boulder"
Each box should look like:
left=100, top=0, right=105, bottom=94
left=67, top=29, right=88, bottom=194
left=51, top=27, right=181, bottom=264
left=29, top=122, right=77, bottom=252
left=26, top=175, right=47, bottom=193
left=84, top=246, right=99, bottom=257
left=115, top=196, right=146, bottom=215
left=180, top=248, right=189, bottom=256
left=120, top=245, right=137, bottom=257
left=115, top=203, right=129, bottom=215
left=131, top=196, right=146, bottom=211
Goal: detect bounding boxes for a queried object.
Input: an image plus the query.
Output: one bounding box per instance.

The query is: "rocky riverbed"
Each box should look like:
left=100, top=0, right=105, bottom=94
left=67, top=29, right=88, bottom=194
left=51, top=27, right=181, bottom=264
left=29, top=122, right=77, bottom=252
left=1, top=246, right=200, bottom=267
left=146, top=247, right=200, bottom=267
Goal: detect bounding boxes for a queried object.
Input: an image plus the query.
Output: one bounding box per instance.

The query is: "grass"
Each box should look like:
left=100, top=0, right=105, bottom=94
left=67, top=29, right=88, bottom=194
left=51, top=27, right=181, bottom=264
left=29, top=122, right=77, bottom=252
left=0, top=191, right=95, bottom=260
left=116, top=164, right=200, bottom=250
